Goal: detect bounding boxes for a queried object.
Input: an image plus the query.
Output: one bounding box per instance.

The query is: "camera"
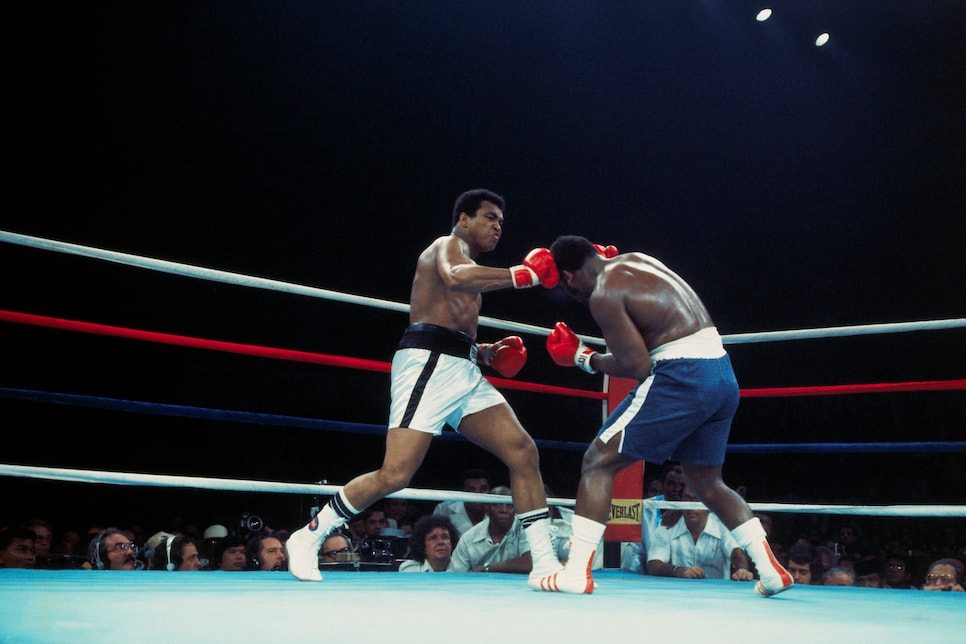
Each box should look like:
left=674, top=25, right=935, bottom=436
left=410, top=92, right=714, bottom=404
left=234, top=512, right=264, bottom=536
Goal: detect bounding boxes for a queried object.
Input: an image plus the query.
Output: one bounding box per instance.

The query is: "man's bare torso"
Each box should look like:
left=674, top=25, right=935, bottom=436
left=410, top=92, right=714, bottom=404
left=409, top=236, right=482, bottom=339
left=595, top=253, right=715, bottom=351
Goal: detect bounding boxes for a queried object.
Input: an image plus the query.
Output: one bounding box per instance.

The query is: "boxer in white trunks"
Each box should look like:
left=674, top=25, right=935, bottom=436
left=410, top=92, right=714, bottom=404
left=286, top=189, right=563, bottom=588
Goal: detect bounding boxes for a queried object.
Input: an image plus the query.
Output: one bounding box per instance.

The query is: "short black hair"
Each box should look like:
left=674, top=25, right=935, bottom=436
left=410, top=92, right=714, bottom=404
left=0, top=527, right=36, bottom=551
left=460, top=468, right=493, bottom=485
left=452, top=189, right=505, bottom=227
left=550, top=235, right=597, bottom=273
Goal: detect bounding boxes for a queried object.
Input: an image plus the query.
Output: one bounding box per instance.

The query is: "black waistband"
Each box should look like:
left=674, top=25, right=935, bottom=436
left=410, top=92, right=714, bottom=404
left=397, top=323, right=477, bottom=361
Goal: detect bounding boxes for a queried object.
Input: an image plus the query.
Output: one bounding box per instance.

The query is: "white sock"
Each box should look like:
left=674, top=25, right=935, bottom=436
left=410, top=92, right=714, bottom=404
left=519, top=511, right=560, bottom=575
left=732, top=517, right=787, bottom=585
left=564, top=515, right=606, bottom=573
left=310, top=490, right=358, bottom=536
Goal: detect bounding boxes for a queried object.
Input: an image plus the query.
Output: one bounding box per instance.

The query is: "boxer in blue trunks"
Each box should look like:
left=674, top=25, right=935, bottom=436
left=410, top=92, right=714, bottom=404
left=287, top=189, right=564, bottom=587
left=531, top=235, right=793, bottom=596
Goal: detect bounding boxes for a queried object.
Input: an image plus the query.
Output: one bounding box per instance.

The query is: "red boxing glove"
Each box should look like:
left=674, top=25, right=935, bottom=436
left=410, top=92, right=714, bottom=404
left=480, top=336, right=527, bottom=378
left=510, top=248, right=560, bottom=289
left=593, top=243, right=619, bottom=258
left=546, top=322, right=598, bottom=374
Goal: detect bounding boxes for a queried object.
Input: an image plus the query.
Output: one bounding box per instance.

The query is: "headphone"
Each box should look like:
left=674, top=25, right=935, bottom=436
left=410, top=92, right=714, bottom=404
left=89, top=531, right=106, bottom=570
left=165, top=536, right=178, bottom=571
left=247, top=536, right=262, bottom=570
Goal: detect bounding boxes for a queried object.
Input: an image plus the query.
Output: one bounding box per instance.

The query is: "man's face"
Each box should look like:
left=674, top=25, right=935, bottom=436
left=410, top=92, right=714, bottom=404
left=258, top=537, right=287, bottom=571
left=30, top=526, right=52, bottom=555
left=463, top=477, right=491, bottom=516
left=824, top=572, right=854, bottom=586
left=856, top=572, right=883, bottom=588
left=221, top=545, right=247, bottom=571
left=486, top=501, right=515, bottom=532
left=179, top=543, right=202, bottom=571
left=321, top=535, right=352, bottom=562
left=365, top=511, right=388, bottom=537
left=885, top=558, right=909, bottom=584
left=486, top=487, right=515, bottom=532
left=788, top=560, right=812, bottom=585
left=103, top=534, right=138, bottom=570
left=385, top=499, right=409, bottom=521
left=681, top=490, right=708, bottom=530
left=0, top=538, right=36, bottom=569
left=461, top=201, right=504, bottom=253
left=663, top=471, right=685, bottom=501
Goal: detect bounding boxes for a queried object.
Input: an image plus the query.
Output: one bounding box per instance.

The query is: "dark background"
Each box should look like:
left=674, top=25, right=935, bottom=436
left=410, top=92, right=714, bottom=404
left=2, top=2, right=963, bottom=543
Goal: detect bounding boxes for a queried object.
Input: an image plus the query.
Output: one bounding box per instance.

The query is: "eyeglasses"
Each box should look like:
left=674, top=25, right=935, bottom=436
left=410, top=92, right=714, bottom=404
left=109, top=543, right=138, bottom=553
left=886, top=563, right=905, bottom=571
left=323, top=546, right=352, bottom=558
left=925, top=574, right=955, bottom=585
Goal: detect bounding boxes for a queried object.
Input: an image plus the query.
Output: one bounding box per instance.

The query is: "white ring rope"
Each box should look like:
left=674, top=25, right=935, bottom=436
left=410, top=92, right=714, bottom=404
left=3, top=229, right=965, bottom=345
left=1, top=464, right=964, bottom=518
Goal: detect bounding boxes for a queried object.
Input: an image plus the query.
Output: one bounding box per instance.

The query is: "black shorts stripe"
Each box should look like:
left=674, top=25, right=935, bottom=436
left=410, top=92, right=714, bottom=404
left=400, top=351, right=441, bottom=428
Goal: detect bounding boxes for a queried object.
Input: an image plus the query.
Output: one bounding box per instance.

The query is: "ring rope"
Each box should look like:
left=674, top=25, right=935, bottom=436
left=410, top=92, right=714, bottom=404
left=0, top=310, right=606, bottom=400
left=3, top=229, right=965, bottom=344
left=0, top=386, right=593, bottom=454
left=3, top=310, right=963, bottom=401
left=0, top=230, right=567, bottom=342
left=3, top=386, right=962, bottom=455
left=1, top=463, right=963, bottom=517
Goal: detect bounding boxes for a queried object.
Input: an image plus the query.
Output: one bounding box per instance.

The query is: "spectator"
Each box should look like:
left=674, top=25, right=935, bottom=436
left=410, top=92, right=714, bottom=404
left=361, top=505, right=389, bottom=539
left=448, top=486, right=532, bottom=573
left=621, top=463, right=684, bottom=574
left=399, top=515, right=459, bottom=572
left=787, top=542, right=821, bottom=586
left=247, top=532, right=287, bottom=571
left=210, top=535, right=248, bottom=571
left=884, top=551, right=916, bottom=590
left=646, top=486, right=753, bottom=581
left=921, top=558, right=964, bottom=592
left=23, top=519, right=53, bottom=557
left=821, top=566, right=857, bottom=586
left=0, top=527, right=37, bottom=569
left=433, top=469, right=493, bottom=536
left=321, top=532, right=356, bottom=563
left=200, top=524, right=228, bottom=569
left=52, top=528, right=83, bottom=557
left=854, top=557, right=884, bottom=588
left=150, top=534, right=202, bottom=571
left=384, top=498, right=416, bottom=534
left=86, top=527, right=141, bottom=571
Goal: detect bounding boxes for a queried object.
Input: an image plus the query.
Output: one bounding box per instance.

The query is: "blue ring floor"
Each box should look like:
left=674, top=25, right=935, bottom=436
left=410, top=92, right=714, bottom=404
left=3, top=568, right=963, bottom=643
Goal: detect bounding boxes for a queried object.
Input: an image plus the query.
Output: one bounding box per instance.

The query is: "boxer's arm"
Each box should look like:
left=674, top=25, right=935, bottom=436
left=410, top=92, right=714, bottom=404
left=588, top=290, right=652, bottom=380
left=437, top=236, right=515, bottom=293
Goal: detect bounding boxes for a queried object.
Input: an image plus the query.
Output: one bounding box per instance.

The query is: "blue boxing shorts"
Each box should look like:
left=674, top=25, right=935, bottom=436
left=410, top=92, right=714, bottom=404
left=388, top=323, right=507, bottom=435
left=597, top=327, right=739, bottom=466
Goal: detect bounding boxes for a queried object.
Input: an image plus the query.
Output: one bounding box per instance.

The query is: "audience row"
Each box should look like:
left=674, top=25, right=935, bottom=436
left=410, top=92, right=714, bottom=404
left=1, top=467, right=963, bottom=592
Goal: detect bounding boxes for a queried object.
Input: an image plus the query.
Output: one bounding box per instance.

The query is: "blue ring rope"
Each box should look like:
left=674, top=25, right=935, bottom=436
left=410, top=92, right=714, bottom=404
left=3, top=387, right=962, bottom=455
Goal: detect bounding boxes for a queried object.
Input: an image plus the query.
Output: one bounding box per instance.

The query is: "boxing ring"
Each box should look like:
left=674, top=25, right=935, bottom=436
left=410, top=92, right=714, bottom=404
left=1, top=230, right=965, bottom=643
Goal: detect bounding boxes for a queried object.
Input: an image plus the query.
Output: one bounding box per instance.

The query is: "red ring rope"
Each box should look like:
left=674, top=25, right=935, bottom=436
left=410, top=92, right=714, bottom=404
left=3, top=309, right=963, bottom=398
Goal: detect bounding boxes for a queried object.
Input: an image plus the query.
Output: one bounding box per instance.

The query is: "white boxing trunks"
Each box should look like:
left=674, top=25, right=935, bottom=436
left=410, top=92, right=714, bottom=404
left=388, top=323, right=507, bottom=435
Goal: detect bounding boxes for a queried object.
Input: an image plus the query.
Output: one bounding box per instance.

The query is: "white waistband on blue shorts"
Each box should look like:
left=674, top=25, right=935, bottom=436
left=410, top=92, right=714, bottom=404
left=649, top=327, right=726, bottom=362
